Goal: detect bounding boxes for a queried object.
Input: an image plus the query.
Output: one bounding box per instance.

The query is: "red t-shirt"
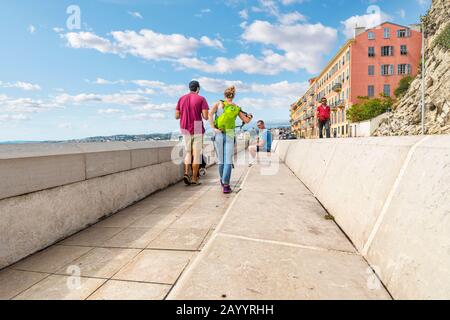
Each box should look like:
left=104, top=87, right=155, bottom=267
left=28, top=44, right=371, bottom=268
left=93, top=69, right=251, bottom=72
left=317, top=104, right=331, bottom=121
left=176, top=93, right=209, bottom=135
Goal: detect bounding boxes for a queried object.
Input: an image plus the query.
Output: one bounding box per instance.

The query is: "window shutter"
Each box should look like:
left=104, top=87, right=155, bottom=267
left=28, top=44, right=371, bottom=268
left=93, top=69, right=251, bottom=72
left=390, top=65, right=394, bottom=75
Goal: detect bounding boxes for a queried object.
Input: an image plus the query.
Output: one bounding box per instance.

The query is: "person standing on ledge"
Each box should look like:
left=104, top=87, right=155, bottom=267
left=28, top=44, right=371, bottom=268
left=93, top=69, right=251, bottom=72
left=175, top=80, right=209, bottom=186
left=317, top=97, right=331, bottom=139
left=209, top=86, right=252, bottom=194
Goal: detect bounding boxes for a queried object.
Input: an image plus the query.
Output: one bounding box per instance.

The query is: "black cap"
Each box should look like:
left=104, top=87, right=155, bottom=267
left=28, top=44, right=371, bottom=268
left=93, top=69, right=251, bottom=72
left=189, top=80, right=200, bottom=92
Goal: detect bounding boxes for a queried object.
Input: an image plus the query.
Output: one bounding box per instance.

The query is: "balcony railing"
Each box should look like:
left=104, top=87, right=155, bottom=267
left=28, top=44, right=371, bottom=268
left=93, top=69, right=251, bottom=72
left=332, top=83, right=342, bottom=93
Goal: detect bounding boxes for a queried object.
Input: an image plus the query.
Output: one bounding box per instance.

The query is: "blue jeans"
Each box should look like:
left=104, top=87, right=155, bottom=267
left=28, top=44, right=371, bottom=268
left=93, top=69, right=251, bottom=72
left=214, top=132, right=235, bottom=185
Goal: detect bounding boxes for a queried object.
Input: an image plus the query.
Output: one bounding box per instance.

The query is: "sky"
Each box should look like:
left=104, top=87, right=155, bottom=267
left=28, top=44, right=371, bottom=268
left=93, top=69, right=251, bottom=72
left=0, top=0, right=430, bottom=141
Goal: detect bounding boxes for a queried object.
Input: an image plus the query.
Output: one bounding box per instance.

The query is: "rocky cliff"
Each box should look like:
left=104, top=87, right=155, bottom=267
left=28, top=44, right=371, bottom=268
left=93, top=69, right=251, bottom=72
left=375, top=0, right=450, bottom=136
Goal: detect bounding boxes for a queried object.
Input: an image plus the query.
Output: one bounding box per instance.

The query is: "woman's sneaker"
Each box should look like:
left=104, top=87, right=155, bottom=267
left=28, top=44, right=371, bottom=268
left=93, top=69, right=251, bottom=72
left=223, top=185, right=232, bottom=194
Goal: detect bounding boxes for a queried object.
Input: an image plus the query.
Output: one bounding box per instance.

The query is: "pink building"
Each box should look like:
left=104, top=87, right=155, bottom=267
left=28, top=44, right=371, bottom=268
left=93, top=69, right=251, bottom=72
left=291, top=22, right=422, bottom=139
left=350, top=22, right=422, bottom=103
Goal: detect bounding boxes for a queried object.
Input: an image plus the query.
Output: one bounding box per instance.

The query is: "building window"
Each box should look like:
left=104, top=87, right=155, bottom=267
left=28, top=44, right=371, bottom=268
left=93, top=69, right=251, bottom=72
left=384, top=27, right=390, bottom=38
left=381, top=46, right=394, bottom=56
left=368, top=31, right=375, bottom=40
left=398, top=64, right=411, bottom=75
left=368, top=85, right=375, bottom=97
left=383, top=84, right=391, bottom=97
left=346, top=50, right=350, bottom=63
left=397, top=29, right=410, bottom=38
left=400, top=45, right=408, bottom=55
left=368, top=65, right=375, bottom=76
left=381, top=64, right=394, bottom=76
left=368, top=47, right=375, bottom=57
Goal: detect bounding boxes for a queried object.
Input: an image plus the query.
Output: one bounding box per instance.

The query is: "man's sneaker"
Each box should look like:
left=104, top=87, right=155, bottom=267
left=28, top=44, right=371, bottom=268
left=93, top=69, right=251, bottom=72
left=223, top=185, right=232, bottom=194
left=183, top=174, right=191, bottom=185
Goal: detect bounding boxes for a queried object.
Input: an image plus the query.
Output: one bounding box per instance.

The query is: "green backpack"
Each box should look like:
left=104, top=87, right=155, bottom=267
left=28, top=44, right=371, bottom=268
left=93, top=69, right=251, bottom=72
left=214, top=100, right=241, bottom=133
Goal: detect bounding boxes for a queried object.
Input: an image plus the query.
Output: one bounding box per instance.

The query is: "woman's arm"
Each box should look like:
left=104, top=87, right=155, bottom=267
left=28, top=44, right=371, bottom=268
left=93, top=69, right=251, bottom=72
left=209, top=102, right=220, bottom=131
left=239, top=111, right=253, bottom=124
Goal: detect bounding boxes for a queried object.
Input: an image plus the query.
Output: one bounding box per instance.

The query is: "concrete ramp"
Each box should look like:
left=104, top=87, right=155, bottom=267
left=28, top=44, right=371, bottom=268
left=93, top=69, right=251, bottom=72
left=168, top=155, right=391, bottom=300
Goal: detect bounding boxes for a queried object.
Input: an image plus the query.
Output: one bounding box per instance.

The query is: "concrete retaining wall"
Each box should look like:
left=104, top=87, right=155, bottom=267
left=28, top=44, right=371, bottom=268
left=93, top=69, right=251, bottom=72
left=0, top=140, right=224, bottom=268
left=275, top=136, right=450, bottom=299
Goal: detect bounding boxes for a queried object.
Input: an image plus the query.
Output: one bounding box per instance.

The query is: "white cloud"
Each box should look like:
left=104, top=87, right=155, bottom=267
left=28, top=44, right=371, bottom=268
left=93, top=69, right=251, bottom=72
left=398, top=9, right=406, bottom=19
left=65, top=32, right=119, bottom=54
left=64, top=29, right=224, bottom=60
left=341, top=6, right=391, bottom=38
left=132, top=80, right=186, bottom=96
left=417, top=0, right=429, bottom=6
left=28, top=25, right=36, bottom=34
left=0, top=114, right=30, bottom=122
left=122, top=112, right=166, bottom=121
left=53, top=27, right=65, bottom=33
left=0, top=81, right=41, bottom=91
left=88, top=78, right=126, bottom=85
left=132, top=103, right=175, bottom=112
left=280, top=0, right=307, bottom=5
left=239, top=9, right=249, bottom=19
left=54, top=93, right=148, bottom=106
left=0, top=96, right=56, bottom=114
left=128, top=11, right=143, bottom=19
left=98, top=108, right=124, bottom=114
left=178, top=20, right=336, bottom=75
left=197, top=77, right=308, bottom=98
left=237, top=96, right=295, bottom=110
left=57, top=122, right=73, bottom=129
left=279, top=11, right=307, bottom=25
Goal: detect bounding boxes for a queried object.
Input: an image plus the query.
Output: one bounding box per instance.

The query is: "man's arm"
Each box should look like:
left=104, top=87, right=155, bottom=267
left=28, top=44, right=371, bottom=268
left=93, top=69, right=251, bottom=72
left=175, top=100, right=181, bottom=120
left=202, top=109, right=209, bottom=120
left=202, top=98, right=209, bottom=120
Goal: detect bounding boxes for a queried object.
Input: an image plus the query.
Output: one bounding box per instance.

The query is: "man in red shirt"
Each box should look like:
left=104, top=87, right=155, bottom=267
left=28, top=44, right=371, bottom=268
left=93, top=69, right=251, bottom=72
left=175, top=80, right=209, bottom=185
left=317, top=97, right=331, bottom=139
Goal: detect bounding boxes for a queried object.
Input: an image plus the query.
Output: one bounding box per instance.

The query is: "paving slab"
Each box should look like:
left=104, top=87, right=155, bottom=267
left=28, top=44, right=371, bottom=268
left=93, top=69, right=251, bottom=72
left=220, top=188, right=355, bottom=253
left=0, top=269, right=49, bottom=300
left=130, top=213, right=181, bottom=229
left=102, top=227, right=165, bottom=249
left=56, top=248, right=141, bottom=278
left=87, top=280, right=171, bottom=300
left=60, top=227, right=124, bottom=247
left=147, top=228, right=210, bottom=251
left=11, top=245, right=92, bottom=273
left=13, top=275, right=106, bottom=300
left=169, top=234, right=390, bottom=300
left=113, top=250, right=194, bottom=285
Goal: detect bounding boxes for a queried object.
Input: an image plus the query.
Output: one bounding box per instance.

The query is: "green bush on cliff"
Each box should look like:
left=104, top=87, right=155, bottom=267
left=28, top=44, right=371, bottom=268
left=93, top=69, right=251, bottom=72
left=395, top=76, right=414, bottom=98
left=433, top=23, right=450, bottom=50
left=347, top=95, right=393, bottom=123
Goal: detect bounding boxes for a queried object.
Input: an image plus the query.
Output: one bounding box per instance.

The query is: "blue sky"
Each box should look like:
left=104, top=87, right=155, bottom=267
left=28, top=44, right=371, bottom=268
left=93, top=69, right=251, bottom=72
left=0, top=0, right=430, bottom=141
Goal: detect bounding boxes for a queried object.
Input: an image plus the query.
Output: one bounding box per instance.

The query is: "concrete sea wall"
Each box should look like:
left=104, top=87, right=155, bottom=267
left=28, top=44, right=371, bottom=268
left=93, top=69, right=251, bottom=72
left=0, top=140, right=238, bottom=268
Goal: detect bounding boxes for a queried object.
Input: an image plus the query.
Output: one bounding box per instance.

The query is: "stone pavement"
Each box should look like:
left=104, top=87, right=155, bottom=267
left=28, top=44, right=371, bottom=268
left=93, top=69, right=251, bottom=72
left=168, top=154, right=392, bottom=300
left=0, top=152, right=392, bottom=300
left=0, top=159, right=248, bottom=300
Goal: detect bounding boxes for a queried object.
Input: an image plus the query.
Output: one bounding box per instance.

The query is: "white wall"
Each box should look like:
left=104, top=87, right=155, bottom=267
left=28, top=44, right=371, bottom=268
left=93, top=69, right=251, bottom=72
left=276, top=136, right=450, bottom=299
